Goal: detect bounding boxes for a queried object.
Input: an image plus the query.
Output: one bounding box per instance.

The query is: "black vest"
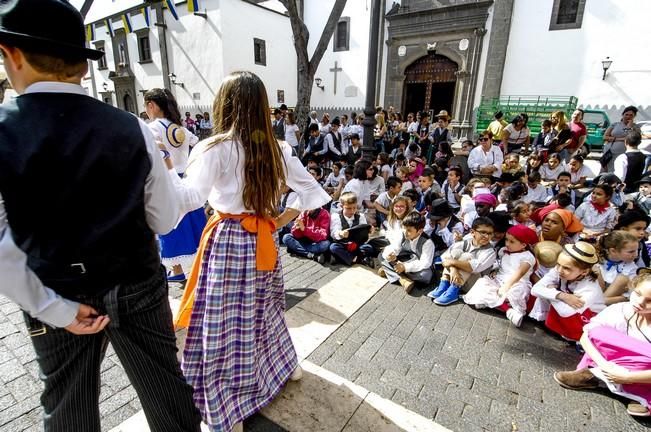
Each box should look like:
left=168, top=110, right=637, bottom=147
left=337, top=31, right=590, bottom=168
left=400, top=234, right=429, bottom=260
left=328, top=131, right=342, bottom=154
left=273, top=118, right=285, bottom=139
left=624, top=152, right=646, bottom=193
left=0, top=93, right=160, bottom=297
left=339, top=213, right=360, bottom=230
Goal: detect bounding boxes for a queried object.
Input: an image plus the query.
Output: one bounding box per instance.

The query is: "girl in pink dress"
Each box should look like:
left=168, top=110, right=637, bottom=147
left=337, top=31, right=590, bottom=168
left=554, top=271, right=651, bottom=417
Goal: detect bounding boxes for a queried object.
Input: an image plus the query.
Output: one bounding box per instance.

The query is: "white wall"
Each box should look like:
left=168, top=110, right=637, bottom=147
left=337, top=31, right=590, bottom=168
left=221, top=0, right=296, bottom=108
left=501, top=0, right=651, bottom=120
left=304, top=0, right=372, bottom=110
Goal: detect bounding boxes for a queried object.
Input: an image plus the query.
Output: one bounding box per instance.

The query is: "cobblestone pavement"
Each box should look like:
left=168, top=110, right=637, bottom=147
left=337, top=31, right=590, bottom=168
left=0, top=250, right=342, bottom=432
left=307, top=284, right=651, bottom=432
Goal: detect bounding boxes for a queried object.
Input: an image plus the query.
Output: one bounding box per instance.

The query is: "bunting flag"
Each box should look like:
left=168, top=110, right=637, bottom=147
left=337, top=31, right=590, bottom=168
left=164, top=0, right=179, bottom=20
left=188, top=0, right=199, bottom=12
left=85, top=23, right=94, bottom=42
left=105, top=19, right=115, bottom=37
left=121, top=14, right=133, bottom=34
left=141, top=6, right=150, bottom=27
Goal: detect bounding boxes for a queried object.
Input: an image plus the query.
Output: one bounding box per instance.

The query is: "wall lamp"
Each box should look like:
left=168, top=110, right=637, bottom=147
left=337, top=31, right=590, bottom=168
left=601, top=57, right=612, bottom=80
left=169, top=73, right=185, bottom=88
left=314, top=77, right=325, bottom=91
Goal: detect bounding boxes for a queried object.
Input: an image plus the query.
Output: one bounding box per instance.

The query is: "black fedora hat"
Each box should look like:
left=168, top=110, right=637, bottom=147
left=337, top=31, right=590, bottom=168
left=428, top=198, right=453, bottom=221
left=0, top=0, right=103, bottom=60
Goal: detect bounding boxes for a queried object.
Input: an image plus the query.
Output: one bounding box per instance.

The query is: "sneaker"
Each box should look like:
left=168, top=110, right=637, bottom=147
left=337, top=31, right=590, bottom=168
left=399, top=277, right=415, bottom=293
left=553, top=368, right=600, bottom=390
left=306, top=253, right=315, bottom=260
left=377, top=267, right=386, bottom=278
left=627, top=402, right=650, bottom=417
left=289, top=365, right=303, bottom=382
left=434, top=285, right=460, bottom=306
left=316, top=254, right=326, bottom=265
left=361, top=257, right=375, bottom=268
left=506, top=308, right=524, bottom=327
left=167, top=273, right=186, bottom=283
left=426, top=279, right=450, bottom=300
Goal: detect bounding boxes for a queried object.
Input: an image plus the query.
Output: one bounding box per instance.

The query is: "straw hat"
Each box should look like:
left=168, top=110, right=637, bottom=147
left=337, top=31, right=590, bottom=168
left=563, top=242, right=599, bottom=265
left=436, top=110, right=450, bottom=121
left=534, top=241, right=563, bottom=268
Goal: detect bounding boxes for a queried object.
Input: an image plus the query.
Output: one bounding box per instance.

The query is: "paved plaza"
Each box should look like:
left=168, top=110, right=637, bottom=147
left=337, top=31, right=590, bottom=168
left=0, top=247, right=649, bottom=431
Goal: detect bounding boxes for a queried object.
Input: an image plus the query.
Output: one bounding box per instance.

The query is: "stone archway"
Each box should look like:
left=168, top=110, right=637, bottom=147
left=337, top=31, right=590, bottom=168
left=402, top=53, right=458, bottom=117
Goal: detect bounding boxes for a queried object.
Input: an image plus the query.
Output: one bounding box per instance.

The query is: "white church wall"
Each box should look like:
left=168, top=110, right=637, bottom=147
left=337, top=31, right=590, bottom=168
left=220, top=0, right=296, bottom=109
left=501, top=0, right=651, bottom=120
left=304, top=0, right=372, bottom=114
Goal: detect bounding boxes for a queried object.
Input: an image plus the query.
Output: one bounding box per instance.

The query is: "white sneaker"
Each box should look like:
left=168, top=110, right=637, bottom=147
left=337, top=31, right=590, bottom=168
left=289, top=365, right=303, bottom=381
left=506, top=308, right=524, bottom=327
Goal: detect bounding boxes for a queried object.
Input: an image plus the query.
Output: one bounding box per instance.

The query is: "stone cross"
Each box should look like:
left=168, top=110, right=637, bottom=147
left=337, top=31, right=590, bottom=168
left=329, top=61, right=343, bottom=95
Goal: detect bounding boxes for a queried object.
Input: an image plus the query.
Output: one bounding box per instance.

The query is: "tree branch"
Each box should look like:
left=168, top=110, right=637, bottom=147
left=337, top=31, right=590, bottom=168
left=279, top=0, right=310, bottom=70
left=308, top=0, right=347, bottom=75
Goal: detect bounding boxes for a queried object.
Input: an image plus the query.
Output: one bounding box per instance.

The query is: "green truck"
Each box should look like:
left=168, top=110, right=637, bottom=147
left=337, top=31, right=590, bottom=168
left=475, top=95, right=610, bottom=152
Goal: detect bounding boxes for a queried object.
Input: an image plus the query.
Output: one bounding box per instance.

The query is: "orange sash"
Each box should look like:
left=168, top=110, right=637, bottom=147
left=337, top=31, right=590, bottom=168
left=173, top=212, right=277, bottom=329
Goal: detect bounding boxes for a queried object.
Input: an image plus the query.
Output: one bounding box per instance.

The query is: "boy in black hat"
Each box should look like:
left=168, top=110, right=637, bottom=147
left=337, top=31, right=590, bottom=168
left=0, top=1, right=201, bottom=430
left=630, top=175, right=651, bottom=214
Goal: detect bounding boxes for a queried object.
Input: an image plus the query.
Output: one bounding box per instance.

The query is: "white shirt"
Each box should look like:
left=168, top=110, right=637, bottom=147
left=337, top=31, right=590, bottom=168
left=330, top=212, right=368, bottom=241
left=284, top=123, right=300, bottom=148
left=467, top=145, right=503, bottom=178
left=523, top=184, right=551, bottom=203
left=584, top=302, right=651, bottom=342
left=540, top=163, right=567, bottom=182
left=368, top=176, right=386, bottom=196
left=614, top=149, right=642, bottom=181
left=382, top=218, right=404, bottom=258
left=148, top=119, right=198, bottom=174
left=324, top=171, right=345, bottom=188
left=402, top=236, right=435, bottom=273
left=325, top=131, right=345, bottom=156
left=443, top=239, right=497, bottom=274
left=342, top=179, right=371, bottom=208
left=570, top=165, right=594, bottom=184
left=598, top=260, right=638, bottom=285
left=170, top=139, right=330, bottom=215
left=0, top=82, right=180, bottom=328
left=531, top=268, right=605, bottom=317
left=407, top=121, right=419, bottom=134
left=574, top=201, right=617, bottom=232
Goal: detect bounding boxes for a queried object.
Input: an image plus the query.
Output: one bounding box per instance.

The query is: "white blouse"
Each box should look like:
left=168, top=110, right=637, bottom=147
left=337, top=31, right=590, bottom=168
left=171, top=139, right=331, bottom=215
left=148, top=119, right=198, bottom=174
left=585, top=302, right=651, bottom=343
left=574, top=202, right=617, bottom=232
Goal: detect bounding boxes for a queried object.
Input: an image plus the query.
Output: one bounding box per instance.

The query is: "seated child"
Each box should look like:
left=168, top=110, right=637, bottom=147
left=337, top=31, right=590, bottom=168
left=329, top=192, right=374, bottom=267
left=597, top=231, right=640, bottom=305
left=630, top=175, right=651, bottom=214
left=502, top=153, right=523, bottom=175
left=540, top=153, right=566, bottom=185
left=282, top=208, right=331, bottom=264
left=533, top=119, right=554, bottom=154
left=379, top=212, right=434, bottom=293
left=554, top=271, right=651, bottom=417
left=416, top=167, right=442, bottom=213
left=278, top=185, right=298, bottom=240
left=486, top=211, right=512, bottom=251
left=523, top=171, right=550, bottom=204
left=396, top=166, right=414, bottom=192
left=508, top=200, right=533, bottom=228
left=529, top=242, right=606, bottom=341
left=374, top=176, right=403, bottom=228
left=614, top=209, right=650, bottom=267
left=463, top=192, right=496, bottom=229
left=425, top=198, right=464, bottom=250
left=427, top=217, right=498, bottom=306
left=440, top=166, right=464, bottom=212
left=324, top=162, right=345, bottom=195
left=575, top=183, right=617, bottom=240
left=463, top=225, right=538, bottom=327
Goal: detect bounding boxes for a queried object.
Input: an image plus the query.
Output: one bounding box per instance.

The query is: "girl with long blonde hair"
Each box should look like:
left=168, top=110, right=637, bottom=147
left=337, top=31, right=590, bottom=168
left=167, top=71, right=330, bottom=431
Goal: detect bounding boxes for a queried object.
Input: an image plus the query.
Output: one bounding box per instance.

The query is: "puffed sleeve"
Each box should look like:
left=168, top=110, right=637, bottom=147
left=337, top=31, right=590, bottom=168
left=281, top=142, right=331, bottom=211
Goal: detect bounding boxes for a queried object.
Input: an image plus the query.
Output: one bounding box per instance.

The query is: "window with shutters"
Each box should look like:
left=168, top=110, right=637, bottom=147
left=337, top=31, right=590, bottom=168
left=254, top=38, right=266, bottom=66
left=549, top=0, right=586, bottom=30
left=136, top=29, right=152, bottom=63
left=333, top=17, right=350, bottom=52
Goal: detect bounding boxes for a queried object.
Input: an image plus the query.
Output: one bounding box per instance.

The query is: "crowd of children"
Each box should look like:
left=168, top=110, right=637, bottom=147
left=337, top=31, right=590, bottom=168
left=277, top=110, right=651, bottom=418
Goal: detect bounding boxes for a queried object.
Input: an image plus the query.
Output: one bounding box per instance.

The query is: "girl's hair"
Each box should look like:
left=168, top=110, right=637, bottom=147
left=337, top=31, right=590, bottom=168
left=571, top=154, right=584, bottom=164
left=507, top=200, right=529, bottom=218
left=593, top=183, right=613, bottom=199
left=377, top=152, right=389, bottom=165
left=143, top=88, right=182, bottom=125
left=464, top=177, right=486, bottom=195
left=510, top=115, right=523, bottom=126
left=207, top=71, right=286, bottom=217
left=507, top=181, right=527, bottom=201
left=547, top=153, right=560, bottom=163
left=352, top=159, right=371, bottom=180
left=287, top=111, right=296, bottom=125
left=397, top=166, right=410, bottom=176
left=615, top=209, right=651, bottom=229
left=369, top=165, right=379, bottom=179
left=387, top=196, right=410, bottom=225
left=438, top=141, right=453, bottom=158
left=622, top=105, right=638, bottom=116
left=597, top=230, right=638, bottom=260
left=552, top=111, right=567, bottom=130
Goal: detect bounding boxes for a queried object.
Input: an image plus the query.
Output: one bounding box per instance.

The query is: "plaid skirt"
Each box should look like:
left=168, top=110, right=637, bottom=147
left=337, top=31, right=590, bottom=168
left=181, top=219, right=297, bottom=432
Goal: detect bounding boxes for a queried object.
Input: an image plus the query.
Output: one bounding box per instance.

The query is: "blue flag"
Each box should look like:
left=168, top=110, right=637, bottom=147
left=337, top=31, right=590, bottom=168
left=164, top=0, right=179, bottom=20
